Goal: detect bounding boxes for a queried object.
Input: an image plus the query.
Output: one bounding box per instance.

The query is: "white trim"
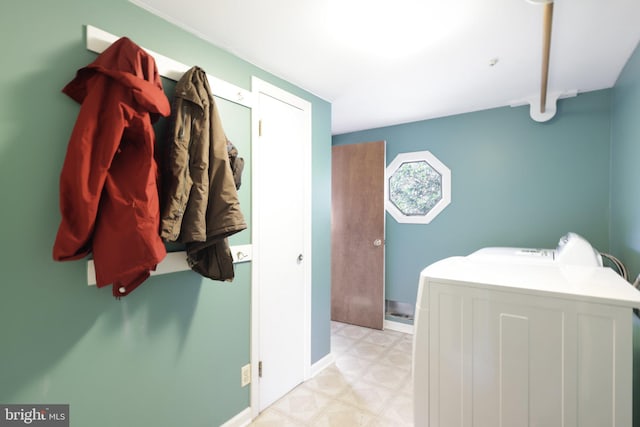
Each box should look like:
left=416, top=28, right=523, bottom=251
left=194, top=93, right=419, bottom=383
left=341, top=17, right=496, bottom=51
left=250, top=77, right=312, bottom=418
left=250, top=84, right=261, bottom=419
left=85, top=25, right=254, bottom=108
left=384, top=319, right=415, bottom=335
left=310, top=353, right=335, bottom=378
left=219, top=407, right=252, bottom=427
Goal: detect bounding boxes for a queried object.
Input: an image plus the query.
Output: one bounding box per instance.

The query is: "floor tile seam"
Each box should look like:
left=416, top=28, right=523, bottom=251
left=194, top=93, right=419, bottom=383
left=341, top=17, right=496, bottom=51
left=330, top=337, right=360, bottom=351
left=361, top=331, right=406, bottom=345
left=369, top=356, right=413, bottom=373
left=333, top=364, right=393, bottom=395
left=332, top=364, right=371, bottom=380
left=389, top=381, right=414, bottom=398
left=340, top=374, right=405, bottom=402
left=331, top=346, right=351, bottom=359
left=382, top=392, right=414, bottom=410
left=330, top=349, right=359, bottom=360
left=364, top=414, right=404, bottom=427
left=359, top=348, right=410, bottom=371
left=374, top=359, right=412, bottom=373
left=270, top=383, right=336, bottom=424
left=357, top=341, right=405, bottom=355
left=354, top=334, right=405, bottom=351
left=330, top=322, right=347, bottom=332
left=338, top=361, right=371, bottom=380
left=396, top=340, right=414, bottom=350
left=380, top=344, right=413, bottom=355
left=333, top=348, right=409, bottom=375
left=334, top=334, right=369, bottom=351
left=344, top=335, right=368, bottom=352
left=353, top=373, right=408, bottom=392
left=278, top=395, right=334, bottom=426
left=334, top=369, right=377, bottom=389
left=333, top=325, right=372, bottom=337
left=329, top=367, right=367, bottom=386
left=394, top=387, right=414, bottom=400
left=348, top=356, right=392, bottom=373
left=341, top=348, right=387, bottom=363
left=307, top=394, right=381, bottom=426
left=336, top=372, right=396, bottom=390
left=355, top=370, right=412, bottom=394
left=343, top=355, right=387, bottom=366
left=335, top=351, right=376, bottom=369
left=305, top=364, right=408, bottom=399
left=386, top=347, right=413, bottom=358
left=332, top=383, right=400, bottom=416
left=302, top=380, right=352, bottom=400
left=345, top=338, right=399, bottom=356
left=306, top=383, right=349, bottom=398
left=254, top=406, right=308, bottom=426
left=362, top=330, right=405, bottom=339
left=375, top=342, right=402, bottom=359
left=378, top=393, right=414, bottom=426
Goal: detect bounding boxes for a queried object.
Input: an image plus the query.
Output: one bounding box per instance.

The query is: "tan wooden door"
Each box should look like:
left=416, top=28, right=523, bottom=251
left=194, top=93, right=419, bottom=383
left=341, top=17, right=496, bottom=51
left=331, top=140, right=385, bottom=330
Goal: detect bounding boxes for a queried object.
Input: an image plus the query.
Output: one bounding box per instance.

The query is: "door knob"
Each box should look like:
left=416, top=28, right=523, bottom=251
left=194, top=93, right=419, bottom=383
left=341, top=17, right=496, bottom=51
left=373, top=239, right=383, bottom=247
left=297, top=254, right=304, bottom=262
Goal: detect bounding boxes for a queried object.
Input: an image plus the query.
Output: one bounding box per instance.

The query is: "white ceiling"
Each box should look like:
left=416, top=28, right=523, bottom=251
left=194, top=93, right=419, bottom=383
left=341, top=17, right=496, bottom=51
left=131, top=0, right=640, bottom=135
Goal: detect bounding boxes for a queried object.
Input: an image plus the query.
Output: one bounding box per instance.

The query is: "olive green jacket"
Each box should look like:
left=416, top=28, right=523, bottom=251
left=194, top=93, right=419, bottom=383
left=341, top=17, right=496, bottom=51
left=161, top=66, right=247, bottom=281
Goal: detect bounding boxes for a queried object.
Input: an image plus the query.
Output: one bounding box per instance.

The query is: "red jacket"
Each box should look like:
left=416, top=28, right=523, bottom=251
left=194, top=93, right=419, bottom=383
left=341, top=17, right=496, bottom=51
left=53, top=37, right=171, bottom=297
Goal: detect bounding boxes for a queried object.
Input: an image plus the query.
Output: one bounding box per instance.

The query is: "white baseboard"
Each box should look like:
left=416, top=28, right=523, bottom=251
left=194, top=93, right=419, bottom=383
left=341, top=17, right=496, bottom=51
left=310, top=352, right=335, bottom=378
left=220, top=407, right=252, bottom=427
left=384, top=319, right=414, bottom=335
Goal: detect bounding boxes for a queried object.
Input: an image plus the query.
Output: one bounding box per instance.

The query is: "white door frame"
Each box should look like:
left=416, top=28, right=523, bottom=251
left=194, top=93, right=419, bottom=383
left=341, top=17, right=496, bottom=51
left=250, top=77, right=312, bottom=418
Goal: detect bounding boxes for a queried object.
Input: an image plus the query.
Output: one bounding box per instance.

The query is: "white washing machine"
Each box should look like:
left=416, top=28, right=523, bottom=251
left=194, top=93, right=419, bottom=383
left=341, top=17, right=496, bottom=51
left=413, top=233, right=640, bottom=427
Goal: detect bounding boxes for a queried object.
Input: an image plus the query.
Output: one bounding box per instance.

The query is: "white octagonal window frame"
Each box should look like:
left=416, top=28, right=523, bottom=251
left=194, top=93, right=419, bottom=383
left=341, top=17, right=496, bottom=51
left=385, top=150, right=451, bottom=224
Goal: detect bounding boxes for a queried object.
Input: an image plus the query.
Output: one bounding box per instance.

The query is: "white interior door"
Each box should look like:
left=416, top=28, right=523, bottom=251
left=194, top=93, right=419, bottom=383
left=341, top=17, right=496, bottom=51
left=251, top=78, right=312, bottom=413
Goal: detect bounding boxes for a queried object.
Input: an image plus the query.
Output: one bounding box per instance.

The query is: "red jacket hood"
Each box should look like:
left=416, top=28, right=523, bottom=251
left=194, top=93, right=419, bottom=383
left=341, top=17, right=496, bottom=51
left=62, top=37, right=170, bottom=119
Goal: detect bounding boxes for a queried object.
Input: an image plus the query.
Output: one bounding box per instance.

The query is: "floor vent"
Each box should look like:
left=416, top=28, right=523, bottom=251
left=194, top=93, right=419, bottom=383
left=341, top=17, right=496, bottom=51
left=385, top=299, right=414, bottom=321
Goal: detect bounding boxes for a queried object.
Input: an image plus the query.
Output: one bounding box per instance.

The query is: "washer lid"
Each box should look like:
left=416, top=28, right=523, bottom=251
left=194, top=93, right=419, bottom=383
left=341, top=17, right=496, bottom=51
left=469, top=247, right=555, bottom=264
left=421, top=256, right=640, bottom=309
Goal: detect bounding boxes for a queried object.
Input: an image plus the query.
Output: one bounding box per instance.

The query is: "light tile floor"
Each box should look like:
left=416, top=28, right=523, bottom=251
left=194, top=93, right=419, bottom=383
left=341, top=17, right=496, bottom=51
left=249, top=321, right=414, bottom=427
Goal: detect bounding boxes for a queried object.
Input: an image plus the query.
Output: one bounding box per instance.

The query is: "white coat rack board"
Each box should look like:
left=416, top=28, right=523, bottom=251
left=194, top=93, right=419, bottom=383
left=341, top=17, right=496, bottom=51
left=83, top=24, right=253, bottom=285
left=85, top=25, right=254, bottom=107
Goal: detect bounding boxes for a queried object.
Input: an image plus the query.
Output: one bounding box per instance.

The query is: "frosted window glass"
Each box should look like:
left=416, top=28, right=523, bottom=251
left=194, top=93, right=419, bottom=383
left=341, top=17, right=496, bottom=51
left=385, top=151, right=451, bottom=224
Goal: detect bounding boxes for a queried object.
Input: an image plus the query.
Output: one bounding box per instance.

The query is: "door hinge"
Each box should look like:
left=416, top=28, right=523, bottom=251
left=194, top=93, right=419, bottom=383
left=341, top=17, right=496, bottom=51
left=258, top=361, right=263, bottom=378
left=258, top=119, right=263, bottom=137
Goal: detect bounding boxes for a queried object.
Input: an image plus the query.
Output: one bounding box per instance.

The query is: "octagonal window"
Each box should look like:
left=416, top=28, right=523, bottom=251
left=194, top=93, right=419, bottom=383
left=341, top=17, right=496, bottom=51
left=389, top=161, right=442, bottom=215
left=385, top=151, right=451, bottom=224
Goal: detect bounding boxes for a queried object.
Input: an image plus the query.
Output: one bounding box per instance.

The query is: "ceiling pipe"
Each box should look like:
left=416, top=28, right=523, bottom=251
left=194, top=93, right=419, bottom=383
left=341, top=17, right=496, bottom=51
left=523, top=0, right=557, bottom=122
left=540, top=1, right=554, bottom=114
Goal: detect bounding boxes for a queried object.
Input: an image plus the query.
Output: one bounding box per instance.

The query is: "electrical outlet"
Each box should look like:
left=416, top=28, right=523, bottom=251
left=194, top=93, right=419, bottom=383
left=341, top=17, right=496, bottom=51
left=241, top=364, right=251, bottom=387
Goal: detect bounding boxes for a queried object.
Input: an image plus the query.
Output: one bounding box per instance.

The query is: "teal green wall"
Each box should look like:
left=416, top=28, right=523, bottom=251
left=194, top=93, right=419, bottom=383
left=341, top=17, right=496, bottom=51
left=334, top=91, right=612, bottom=306
left=0, top=1, right=331, bottom=426
left=611, top=40, right=640, bottom=427
left=611, top=41, right=640, bottom=282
